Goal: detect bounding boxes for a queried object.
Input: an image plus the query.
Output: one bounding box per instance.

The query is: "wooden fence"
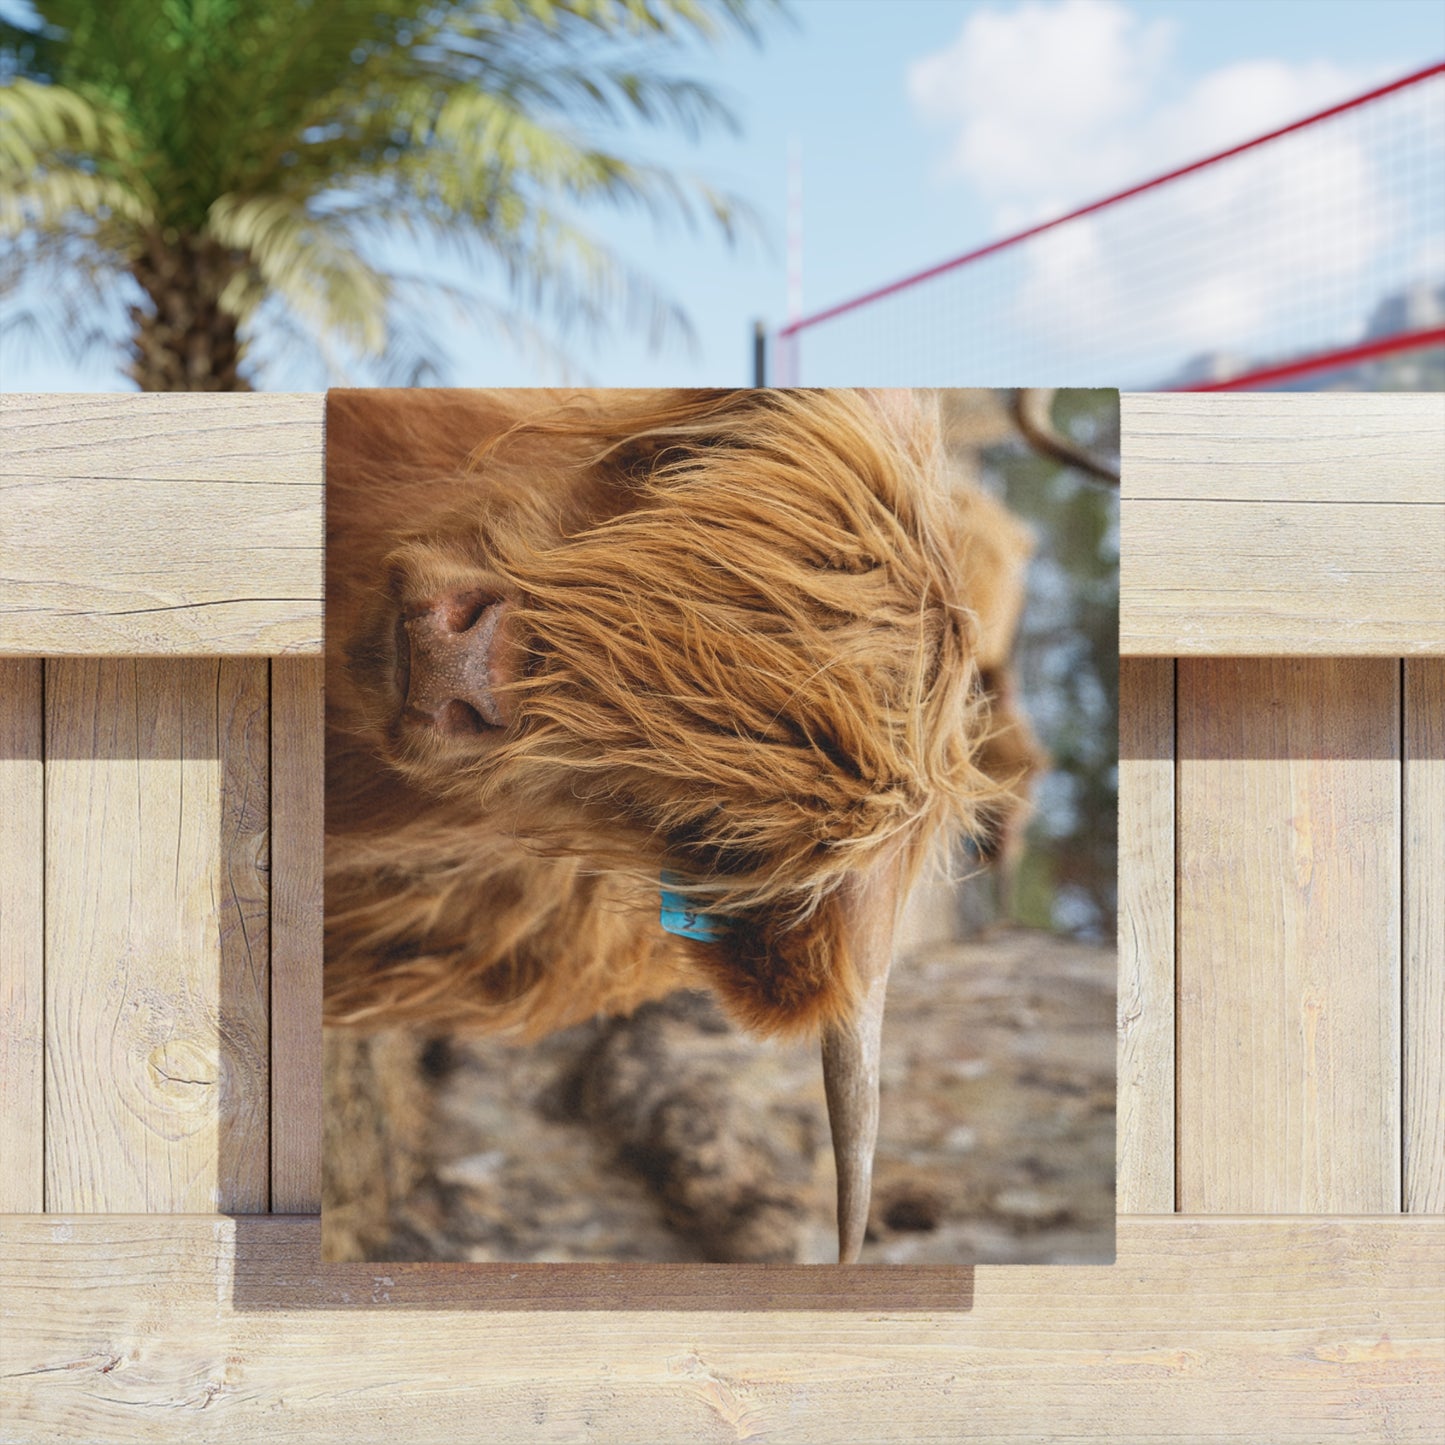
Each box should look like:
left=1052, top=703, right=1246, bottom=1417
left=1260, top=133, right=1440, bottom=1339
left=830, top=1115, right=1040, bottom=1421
left=0, top=391, right=1441, bottom=1442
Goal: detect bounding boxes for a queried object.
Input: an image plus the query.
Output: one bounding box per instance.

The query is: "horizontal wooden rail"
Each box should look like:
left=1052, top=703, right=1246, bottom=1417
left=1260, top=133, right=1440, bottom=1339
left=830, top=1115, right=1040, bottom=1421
left=2, top=391, right=1441, bottom=656
left=1122, top=392, right=1445, bottom=654
left=2, top=392, right=1441, bottom=1440
left=2, top=1215, right=1440, bottom=1442
left=0, top=394, right=324, bottom=655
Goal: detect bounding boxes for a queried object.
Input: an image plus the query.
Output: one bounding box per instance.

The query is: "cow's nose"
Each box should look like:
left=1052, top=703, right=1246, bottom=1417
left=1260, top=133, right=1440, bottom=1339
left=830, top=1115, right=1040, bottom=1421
left=403, top=592, right=515, bottom=733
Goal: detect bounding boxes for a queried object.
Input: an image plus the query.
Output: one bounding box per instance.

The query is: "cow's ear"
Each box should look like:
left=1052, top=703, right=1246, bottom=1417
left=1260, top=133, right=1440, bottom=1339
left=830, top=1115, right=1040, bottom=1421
left=945, top=481, right=1045, bottom=879
left=951, top=484, right=1034, bottom=668
left=686, top=842, right=905, bottom=1039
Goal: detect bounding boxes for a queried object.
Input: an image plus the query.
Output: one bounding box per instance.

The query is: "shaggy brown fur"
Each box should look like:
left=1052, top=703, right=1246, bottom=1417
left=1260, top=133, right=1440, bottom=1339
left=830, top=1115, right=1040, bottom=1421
left=324, top=388, right=1040, bottom=1041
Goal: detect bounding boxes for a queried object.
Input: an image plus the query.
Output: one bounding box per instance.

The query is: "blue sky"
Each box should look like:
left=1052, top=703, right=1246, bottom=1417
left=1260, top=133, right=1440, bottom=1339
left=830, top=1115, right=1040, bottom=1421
left=5, top=0, right=1443, bottom=391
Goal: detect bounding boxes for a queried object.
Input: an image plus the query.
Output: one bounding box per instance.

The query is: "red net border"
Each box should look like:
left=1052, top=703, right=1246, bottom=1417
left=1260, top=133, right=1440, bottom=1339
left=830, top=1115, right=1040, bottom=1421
left=774, top=61, right=1445, bottom=392
left=1177, top=325, right=1444, bottom=391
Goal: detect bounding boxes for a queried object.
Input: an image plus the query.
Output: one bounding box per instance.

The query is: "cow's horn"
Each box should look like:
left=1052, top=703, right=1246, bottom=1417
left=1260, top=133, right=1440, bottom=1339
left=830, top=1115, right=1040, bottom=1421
left=820, top=847, right=903, bottom=1264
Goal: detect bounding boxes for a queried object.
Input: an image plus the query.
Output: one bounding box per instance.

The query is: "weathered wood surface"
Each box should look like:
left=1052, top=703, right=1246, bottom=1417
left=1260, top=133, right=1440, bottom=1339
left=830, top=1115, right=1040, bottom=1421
left=1, top=1215, right=1440, bottom=1443
left=1121, top=392, right=1445, bottom=655
left=1115, top=657, right=1174, bottom=1213
left=0, top=393, right=324, bottom=655
left=0, top=659, right=44, bottom=1212
left=42, top=659, right=271, bottom=1212
left=1404, top=658, right=1445, bottom=1213
left=1, top=391, right=1441, bottom=1443
left=270, top=658, right=324, bottom=1213
left=4, top=392, right=1442, bottom=658
left=1176, top=658, right=1401, bottom=1213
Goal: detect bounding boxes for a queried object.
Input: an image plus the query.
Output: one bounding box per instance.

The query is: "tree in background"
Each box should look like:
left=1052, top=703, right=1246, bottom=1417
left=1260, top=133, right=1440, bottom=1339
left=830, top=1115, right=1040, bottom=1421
left=0, top=0, right=772, bottom=390
left=989, top=389, right=1119, bottom=943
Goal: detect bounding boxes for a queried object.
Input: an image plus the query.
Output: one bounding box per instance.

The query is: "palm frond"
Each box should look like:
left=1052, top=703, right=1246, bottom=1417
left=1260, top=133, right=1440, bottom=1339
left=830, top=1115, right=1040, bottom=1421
left=207, top=193, right=390, bottom=353
left=1, top=0, right=782, bottom=387
left=0, top=75, right=139, bottom=167
left=0, top=166, right=152, bottom=236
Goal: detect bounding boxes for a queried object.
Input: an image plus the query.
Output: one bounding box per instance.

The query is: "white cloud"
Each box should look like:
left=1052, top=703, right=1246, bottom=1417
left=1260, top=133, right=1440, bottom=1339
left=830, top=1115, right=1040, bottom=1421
left=908, top=0, right=1176, bottom=219
left=904, top=0, right=1406, bottom=373
left=908, top=0, right=1369, bottom=224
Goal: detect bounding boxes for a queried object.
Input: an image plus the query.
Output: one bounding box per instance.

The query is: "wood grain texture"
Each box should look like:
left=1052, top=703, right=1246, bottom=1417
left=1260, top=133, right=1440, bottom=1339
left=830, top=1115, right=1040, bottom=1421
left=43, top=660, right=270, bottom=1211
left=1, top=1215, right=1440, bottom=1443
left=270, top=657, right=323, bottom=1213
left=4, top=391, right=1440, bottom=659
left=1116, top=657, right=1174, bottom=1213
left=0, top=659, right=44, bottom=1212
left=0, top=393, right=323, bottom=655
left=1177, top=658, right=1401, bottom=1213
left=1121, top=392, right=1445, bottom=655
left=1404, top=658, right=1445, bottom=1212
left=4, top=390, right=1440, bottom=1443
left=1123, top=393, right=1445, bottom=503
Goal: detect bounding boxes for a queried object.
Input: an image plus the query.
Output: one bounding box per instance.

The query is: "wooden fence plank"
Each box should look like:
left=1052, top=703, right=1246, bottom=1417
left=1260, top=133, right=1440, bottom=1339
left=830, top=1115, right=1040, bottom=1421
left=43, top=660, right=270, bottom=1211
left=1123, top=393, right=1445, bottom=502
left=5, top=392, right=1439, bottom=657
left=1, top=1215, right=1439, bottom=1443
left=1122, top=502, right=1445, bottom=655
left=0, top=659, right=44, bottom=1212
left=1121, top=392, right=1445, bottom=656
left=270, top=657, right=324, bottom=1213
left=1404, top=658, right=1445, bottom=1212
left=1176, top=658, right=1401, bottom=1213
left=0, top=394, right=324, bottom=656
left=1116, top=657, right=1174, bottom=1214
left=218, top=659, right=273, bottom=1207
left=4, top=391, right=1439, bottom=1445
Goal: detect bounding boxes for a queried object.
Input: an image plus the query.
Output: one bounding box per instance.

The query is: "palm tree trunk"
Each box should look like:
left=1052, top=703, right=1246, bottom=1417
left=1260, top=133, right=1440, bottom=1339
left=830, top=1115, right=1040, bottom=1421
left=127, top=231, right=251, bottom=392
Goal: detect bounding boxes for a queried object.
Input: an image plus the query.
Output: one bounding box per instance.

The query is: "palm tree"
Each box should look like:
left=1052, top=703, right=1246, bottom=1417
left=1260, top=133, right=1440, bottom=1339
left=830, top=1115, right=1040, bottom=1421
left=0, top=0, right=773, bottom=390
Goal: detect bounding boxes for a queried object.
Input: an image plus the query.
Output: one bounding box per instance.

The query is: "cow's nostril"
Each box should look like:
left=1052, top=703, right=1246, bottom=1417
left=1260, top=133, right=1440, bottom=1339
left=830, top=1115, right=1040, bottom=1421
left=434, top=699, right=487, bottom=735
left=399, top=592, right=512, bottom=732
left=438, top=590, right=494, bottom=633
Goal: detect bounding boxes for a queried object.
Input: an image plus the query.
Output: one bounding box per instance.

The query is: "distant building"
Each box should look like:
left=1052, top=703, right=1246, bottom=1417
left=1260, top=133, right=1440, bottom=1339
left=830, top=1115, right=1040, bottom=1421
left=1364, top=281, right=1445, bottom=338
left=1154, top=280, right=1445, bottom=391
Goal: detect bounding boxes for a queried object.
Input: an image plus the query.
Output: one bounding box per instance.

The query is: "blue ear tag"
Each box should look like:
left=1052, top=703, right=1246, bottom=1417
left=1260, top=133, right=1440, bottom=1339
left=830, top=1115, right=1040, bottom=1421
left=659, top=870, right=731, bottom=942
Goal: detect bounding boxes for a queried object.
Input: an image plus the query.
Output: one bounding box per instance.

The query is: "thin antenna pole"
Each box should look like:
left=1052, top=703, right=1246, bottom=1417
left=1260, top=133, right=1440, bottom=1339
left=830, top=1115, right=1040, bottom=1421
left=786, top=136, right=803, bottom=327
left=752, top=320, right=767, bottom=388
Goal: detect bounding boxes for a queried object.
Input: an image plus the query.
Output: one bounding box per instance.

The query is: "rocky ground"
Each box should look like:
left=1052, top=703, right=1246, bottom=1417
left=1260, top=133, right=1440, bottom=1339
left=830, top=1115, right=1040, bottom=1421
left=340, top=921, right=1116, bottom=1267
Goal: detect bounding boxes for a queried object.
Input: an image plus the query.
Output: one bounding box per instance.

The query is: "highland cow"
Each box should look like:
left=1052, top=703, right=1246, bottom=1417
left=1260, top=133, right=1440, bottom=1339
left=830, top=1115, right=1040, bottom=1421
left=323, top=387, right=1042, bottom=1262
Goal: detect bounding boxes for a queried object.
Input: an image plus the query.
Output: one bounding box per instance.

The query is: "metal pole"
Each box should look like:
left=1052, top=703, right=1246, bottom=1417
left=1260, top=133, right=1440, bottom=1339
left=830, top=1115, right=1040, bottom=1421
left=752, top=320, right=767, bottom=388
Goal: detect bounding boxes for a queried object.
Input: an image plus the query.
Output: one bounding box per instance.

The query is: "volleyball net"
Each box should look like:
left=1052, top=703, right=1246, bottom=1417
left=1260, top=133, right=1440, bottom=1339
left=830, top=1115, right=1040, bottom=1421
left=773, top=62, right=1444, bottom=391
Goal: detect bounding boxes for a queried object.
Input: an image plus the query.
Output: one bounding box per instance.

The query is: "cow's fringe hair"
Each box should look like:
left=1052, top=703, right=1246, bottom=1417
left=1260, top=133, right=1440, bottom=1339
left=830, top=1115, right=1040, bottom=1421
left=324, top=388, right=1034, bottom=1038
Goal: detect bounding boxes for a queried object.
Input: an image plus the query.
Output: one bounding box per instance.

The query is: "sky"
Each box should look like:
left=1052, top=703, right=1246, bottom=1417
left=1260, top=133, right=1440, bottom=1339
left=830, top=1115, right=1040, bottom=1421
left=4, top=0, right=1443, bottom=391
